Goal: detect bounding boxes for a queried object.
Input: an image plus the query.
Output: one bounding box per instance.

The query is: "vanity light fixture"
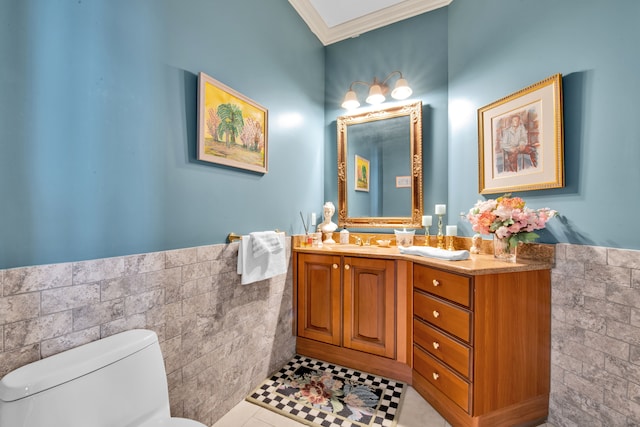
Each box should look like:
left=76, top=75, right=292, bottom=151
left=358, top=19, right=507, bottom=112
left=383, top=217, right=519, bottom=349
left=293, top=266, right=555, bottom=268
left=341, top=70, right=413, bottom=110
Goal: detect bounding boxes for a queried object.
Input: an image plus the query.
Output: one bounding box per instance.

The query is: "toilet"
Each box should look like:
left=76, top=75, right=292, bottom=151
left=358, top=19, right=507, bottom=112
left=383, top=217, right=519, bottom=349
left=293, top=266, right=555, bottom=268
left=0, top=329, right=208, bottom=427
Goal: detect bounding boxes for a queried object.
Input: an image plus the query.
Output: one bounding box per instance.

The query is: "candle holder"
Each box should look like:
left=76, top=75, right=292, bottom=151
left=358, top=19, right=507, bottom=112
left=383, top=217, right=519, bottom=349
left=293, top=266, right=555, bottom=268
left=447, top=236, right=455, bottom=251
left=424, top=226, right=431, bottom=246
left=436, top=214, right=445, bottom=249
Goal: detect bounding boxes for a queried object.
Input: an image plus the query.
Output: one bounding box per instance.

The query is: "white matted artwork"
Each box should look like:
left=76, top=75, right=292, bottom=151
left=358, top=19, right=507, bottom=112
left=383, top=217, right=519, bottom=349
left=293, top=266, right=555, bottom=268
left=477, top=74, right=564, bottom=194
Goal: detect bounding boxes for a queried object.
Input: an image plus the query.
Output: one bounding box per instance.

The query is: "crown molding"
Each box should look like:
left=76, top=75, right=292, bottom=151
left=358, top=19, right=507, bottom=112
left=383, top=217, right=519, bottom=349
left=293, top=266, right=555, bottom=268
left=288, top=0, right=452, bottom=46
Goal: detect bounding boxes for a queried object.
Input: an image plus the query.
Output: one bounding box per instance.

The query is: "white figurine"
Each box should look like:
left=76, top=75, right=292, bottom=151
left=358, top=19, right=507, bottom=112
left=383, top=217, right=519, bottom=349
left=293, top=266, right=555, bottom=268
left=318, top=201, right=338, bottom=244
left=470, top=233, right=482, bottom=254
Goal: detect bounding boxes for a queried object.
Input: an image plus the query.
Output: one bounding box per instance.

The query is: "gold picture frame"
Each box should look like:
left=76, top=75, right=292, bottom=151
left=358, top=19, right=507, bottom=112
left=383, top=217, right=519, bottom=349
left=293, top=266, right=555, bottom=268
left=197, top=72, right=268, bottom=173
left=478, top=74, right=564, bottom=194
left=354, top=155, right=370, bottom=192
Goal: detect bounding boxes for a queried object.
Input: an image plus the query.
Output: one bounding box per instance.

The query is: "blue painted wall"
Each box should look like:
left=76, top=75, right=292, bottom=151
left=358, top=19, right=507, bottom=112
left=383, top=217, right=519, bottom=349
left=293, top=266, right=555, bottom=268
left=3, top=0, right=638, bottom=269
left=0, top=0, right=325, bottom=269
left=324, top=8, right=450, bottom=226
left=447, top=0, right=640, bottom=249
left=326, top=0, right=640, bottom=250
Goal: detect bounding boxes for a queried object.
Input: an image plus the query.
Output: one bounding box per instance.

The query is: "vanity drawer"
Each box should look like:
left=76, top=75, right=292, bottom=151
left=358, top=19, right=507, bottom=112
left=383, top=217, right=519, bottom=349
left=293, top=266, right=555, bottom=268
left=414, top=345, right=470, bottom=413
left=414, top=265, right=471, bottom=308
left=414, top=318, right=471, bottom=379
left=414, top=291, right=471, bottom=343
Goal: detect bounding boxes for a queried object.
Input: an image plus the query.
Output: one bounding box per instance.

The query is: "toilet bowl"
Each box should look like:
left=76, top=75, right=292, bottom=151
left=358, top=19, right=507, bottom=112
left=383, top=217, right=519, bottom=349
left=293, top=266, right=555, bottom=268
left=0, top=329, right=208, bottom=427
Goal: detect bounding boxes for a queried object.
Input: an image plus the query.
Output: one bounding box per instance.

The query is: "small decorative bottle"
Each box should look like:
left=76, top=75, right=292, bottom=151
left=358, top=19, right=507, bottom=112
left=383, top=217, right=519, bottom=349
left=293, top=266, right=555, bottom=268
left=339, top=226, right=350, bottom=244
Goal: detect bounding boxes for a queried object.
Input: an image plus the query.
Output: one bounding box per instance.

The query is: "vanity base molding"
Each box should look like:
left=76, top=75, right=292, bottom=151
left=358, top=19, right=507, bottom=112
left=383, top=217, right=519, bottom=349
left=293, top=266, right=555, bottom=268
left=297, top=337, right=412, bottom=384
left=413, top=370, right=548, bottom=427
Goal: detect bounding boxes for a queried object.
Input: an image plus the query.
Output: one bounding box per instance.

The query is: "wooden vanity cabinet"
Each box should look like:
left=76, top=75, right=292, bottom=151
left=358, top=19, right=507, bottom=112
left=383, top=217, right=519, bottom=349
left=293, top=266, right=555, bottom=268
left=295, top=253, right=342, bottom=346
left=412, top=264, right=551, bottom=427
left=343, top=256, right=396, bottom=358
left=295, top=252, right=411, bottom=382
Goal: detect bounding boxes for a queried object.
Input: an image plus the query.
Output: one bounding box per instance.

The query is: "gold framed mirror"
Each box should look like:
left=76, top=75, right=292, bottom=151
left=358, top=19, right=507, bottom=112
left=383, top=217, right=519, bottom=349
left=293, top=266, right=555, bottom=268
left=337, top=101, right=423, bottom=229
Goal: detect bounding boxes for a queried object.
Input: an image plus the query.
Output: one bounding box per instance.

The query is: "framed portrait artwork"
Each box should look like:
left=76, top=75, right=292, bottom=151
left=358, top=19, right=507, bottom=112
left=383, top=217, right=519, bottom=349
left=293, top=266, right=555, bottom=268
left=197, top=72, right=268, bottom=173
left=354, top=155, right=370, bottom=192
left=477, top=73, right=564, bottom=194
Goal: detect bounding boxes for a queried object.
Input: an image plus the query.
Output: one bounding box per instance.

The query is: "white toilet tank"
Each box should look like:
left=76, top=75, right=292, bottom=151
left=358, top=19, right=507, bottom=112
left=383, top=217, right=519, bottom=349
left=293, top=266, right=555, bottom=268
left=0, top=329, right=206, bottom=427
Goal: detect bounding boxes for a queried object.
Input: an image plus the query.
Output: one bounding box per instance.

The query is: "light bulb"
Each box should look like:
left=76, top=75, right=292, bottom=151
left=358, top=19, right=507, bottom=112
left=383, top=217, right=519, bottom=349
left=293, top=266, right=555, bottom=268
left=391, top=78, right=412, bottom=100
left=341, top=90, right=360, bottom=109
left=366, top=84, right=385, bottom=105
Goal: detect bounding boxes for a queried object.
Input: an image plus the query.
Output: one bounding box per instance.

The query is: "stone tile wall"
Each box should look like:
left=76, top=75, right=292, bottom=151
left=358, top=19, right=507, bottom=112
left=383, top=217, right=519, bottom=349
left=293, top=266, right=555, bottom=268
left=0, top=241, right=296, bottom=426
left=3, top=240, right=640, bottom=426
left=550, top=243, right=640, bottom=426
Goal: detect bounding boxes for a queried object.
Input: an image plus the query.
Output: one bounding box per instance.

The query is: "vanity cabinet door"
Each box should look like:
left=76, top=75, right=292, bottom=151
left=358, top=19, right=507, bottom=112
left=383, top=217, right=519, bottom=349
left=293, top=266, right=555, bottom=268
left=343, top=257, right=396, bottom=358
left=297, top=253, right=342, bottom=346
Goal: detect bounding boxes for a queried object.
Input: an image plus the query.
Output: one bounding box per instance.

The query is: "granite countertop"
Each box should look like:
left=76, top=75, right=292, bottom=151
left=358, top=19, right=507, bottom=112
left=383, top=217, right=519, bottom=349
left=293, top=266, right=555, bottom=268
left=293, top=239, right=554, bottom=276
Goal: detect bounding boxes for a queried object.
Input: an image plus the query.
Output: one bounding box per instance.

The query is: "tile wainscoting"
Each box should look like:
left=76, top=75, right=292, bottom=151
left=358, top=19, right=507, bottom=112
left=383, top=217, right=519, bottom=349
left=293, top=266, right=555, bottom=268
left=1, top=241, right=639, bottom=426
left=0, top=240, right=296, bottom=426
left=550, top=244, right=640, bottom=426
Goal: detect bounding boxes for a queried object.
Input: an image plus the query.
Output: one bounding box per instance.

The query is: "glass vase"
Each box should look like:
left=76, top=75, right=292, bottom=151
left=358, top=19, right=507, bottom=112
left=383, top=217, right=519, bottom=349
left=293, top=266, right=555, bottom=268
left=493, top=235, right=517, bottom=263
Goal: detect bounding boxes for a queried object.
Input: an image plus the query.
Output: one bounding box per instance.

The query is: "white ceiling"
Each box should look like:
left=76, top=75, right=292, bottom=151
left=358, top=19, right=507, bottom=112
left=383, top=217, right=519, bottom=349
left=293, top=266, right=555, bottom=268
left=288, top=0, right=453, bottom=45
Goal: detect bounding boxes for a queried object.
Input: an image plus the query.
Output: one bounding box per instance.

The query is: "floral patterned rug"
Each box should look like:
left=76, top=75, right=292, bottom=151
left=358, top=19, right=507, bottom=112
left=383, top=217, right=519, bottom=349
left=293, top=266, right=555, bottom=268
left=246, top=355, right=406, bottom=427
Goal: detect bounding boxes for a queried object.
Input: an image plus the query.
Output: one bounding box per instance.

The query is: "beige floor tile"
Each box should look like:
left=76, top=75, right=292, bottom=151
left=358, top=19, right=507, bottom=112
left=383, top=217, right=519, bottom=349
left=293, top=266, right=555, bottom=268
left=240, top=418, right=279, bottom=427
left=212, top=385, right=549, bottom=427
left=213, top=386, right=445, bottom=427
left=253, top=406, right=307, bottom=426
left=397, top=386, right=447, bottom=427
left=212, top=400, right=261, bottom=427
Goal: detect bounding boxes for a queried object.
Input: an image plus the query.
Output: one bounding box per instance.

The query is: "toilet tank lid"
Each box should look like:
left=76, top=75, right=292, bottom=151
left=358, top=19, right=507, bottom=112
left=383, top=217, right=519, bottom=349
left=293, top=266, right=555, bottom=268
left=0, top=329, right=158, bottom=402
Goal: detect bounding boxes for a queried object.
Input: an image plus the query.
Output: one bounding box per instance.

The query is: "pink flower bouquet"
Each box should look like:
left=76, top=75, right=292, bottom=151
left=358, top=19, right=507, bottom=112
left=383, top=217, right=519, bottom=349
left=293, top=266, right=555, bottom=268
left=467, top=195, right=557, bottom=249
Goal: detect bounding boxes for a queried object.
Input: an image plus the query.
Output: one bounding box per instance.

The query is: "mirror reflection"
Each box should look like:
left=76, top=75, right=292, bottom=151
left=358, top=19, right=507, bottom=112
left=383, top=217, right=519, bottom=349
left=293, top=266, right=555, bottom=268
left=337, top=101, right=423, bottom=229
left=347, top=116, right=411, bottom=217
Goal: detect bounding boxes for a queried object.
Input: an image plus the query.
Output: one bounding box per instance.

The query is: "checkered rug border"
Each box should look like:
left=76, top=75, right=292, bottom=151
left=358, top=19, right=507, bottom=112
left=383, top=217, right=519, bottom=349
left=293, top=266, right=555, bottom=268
left=246, top=355, right=406, bottom=427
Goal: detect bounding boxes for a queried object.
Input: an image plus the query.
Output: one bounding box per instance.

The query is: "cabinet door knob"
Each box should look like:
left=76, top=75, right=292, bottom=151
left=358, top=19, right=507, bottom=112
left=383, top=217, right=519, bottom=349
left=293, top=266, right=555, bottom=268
left=332, top=263, right=339, bottom=269
left=432, top=310, right=440, bottom=318
left=432, top=372, right=440, bottom=380
left=344, top=264, right=350, bottom=270
left=433, top=341, right=440, bottom=350
left=432, top=279, right=440, bottom=287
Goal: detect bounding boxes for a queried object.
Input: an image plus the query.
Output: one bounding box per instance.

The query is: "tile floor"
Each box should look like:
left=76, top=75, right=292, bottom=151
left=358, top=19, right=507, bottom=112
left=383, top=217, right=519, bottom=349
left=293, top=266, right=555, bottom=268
left=212, top=386, right=551, bottom=427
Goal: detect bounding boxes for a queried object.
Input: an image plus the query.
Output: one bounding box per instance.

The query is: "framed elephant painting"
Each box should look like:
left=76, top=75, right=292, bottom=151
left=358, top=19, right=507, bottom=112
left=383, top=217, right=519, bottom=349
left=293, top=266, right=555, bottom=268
left=197, top=72, right=268, bottom=173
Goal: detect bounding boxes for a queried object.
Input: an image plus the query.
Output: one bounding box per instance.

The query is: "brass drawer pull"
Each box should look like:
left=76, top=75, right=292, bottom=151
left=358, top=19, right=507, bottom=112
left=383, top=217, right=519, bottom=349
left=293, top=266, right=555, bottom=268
left=433, top=372, right=440, bottom=380
left=432, top=310, right=440, bottom=318
left=332, top=263, right=338, bottom=269
left=432, top=279, right=440, bottom=286
left=433, top=341, right=440, bottom=350
left=344, top=264, right=350, bottom=270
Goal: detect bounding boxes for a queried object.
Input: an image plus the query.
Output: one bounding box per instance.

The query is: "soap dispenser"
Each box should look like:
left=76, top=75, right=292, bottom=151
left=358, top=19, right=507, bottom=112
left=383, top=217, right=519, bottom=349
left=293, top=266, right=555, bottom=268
left=339, top=226, right=350, bottom=244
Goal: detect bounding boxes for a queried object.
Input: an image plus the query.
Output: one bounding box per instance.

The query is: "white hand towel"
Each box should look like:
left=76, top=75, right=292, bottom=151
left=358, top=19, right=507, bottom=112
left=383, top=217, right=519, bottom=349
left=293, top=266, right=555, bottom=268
left=398, top=245, right=470, bottom=261
left=237, top=232, right=287, bottom=285
left=250, top=231, right=284, bottom=257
